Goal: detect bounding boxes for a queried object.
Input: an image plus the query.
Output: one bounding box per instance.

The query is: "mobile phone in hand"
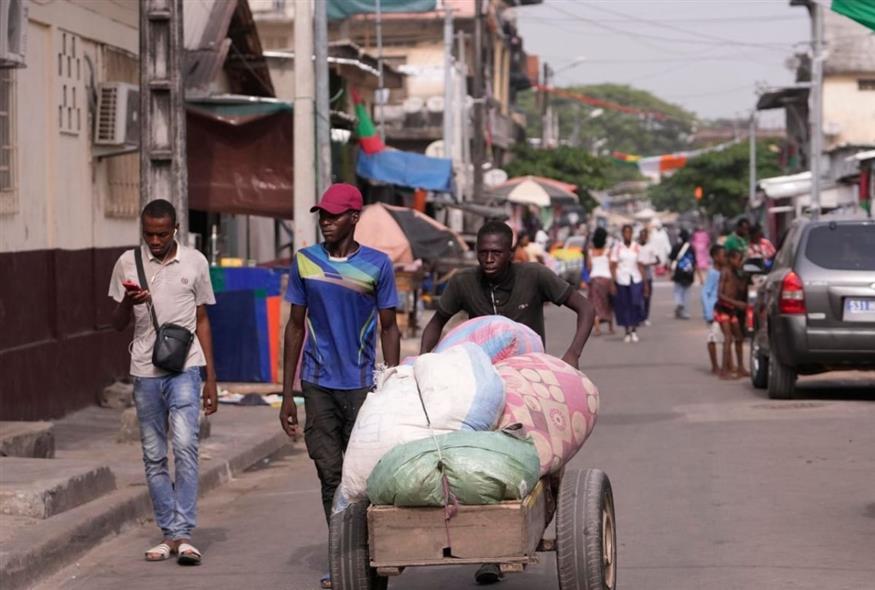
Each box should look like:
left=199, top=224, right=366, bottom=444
left=122, top=280, right=141, bottom=292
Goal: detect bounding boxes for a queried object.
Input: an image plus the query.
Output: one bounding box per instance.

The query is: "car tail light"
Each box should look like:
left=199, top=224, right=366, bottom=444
left=779, top=271, right=806, bottom=315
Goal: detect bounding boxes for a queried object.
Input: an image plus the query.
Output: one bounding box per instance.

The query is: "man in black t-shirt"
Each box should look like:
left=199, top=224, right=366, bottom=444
left=420, top=221, right=595, bottom=370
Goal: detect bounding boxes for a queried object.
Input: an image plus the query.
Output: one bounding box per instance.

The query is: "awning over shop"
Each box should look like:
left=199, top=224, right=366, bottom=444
left=759, top=171, right=813, bottom=200
left=187, top=97, right=294, bottom=219
left=759, top=171, right=858, bottom=208
left=356, top=148, right=453, bottom=192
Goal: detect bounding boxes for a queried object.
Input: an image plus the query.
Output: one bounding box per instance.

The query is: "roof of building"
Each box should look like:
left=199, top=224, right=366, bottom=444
left=756, top=85, right=809, bottom=110
left=824, top=9, right=875, bottom=75
left=184, top=0, right=275, bottom=98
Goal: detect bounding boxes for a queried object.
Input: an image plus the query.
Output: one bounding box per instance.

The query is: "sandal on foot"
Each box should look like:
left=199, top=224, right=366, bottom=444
left=474, top=563, right=503, bottom=585
left=320, top=573, right=332, bottom=589
left=145, top=543, right=173, bottom=562
left=177, top=542, right=202, bottom=566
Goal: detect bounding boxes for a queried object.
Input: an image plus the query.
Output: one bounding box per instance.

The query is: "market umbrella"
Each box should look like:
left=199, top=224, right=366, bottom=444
left=488, top=175, right=579, bottom=207
left=634, top=207, right=657, bottom=221
left=354, top=203, right=468, bottom=264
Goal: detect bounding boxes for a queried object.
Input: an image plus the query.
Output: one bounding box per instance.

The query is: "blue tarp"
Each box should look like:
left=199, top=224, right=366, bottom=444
left=356, top=149, right=453, bottom=192
left=207, top=290, right=271, bottom=383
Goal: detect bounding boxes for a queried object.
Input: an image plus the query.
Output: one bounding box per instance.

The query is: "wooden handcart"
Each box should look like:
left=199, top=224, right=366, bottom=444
left=329, top=468, right=617, bottom=590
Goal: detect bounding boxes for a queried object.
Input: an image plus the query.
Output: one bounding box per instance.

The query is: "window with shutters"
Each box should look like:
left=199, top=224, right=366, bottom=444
left=0, top=68, right=16, bottom=215
left=103, top=47, right=140, bottom=218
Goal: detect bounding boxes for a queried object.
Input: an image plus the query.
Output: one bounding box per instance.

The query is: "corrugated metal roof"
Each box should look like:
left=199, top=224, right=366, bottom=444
left=183, top=0, right=275, bottom=97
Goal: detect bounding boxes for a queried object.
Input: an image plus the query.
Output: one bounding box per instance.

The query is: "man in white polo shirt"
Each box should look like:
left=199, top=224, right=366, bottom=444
left=108, top=199, right=216, bottom=566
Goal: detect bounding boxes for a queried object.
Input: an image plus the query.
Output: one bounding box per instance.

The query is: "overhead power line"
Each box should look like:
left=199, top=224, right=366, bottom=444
left=544, top=3, right=803, bottom=53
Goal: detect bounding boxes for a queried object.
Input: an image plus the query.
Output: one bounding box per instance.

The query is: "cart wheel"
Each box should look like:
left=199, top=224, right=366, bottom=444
left=329, top=502, right=388, bottom=590
left=556, top=469, right=617, bottom=590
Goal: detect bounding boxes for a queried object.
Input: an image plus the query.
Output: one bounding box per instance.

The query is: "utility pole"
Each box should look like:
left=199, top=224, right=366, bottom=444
left=457, top=30, right=471, bottom=202
left=570, top=101, right=581, bottom=147
left=314, top=0, right=331, bottom=196
left=471, top=0, right=485, bottom=202
left=443, top=8, right=454, bottom=161
left=139, top=0, right=187, bottom=241
left=749, top=111, right=757, bottom=208
left=540, top=62, right=552, bottom=148
left=809, top=0, right=824, bottom=218
left=294, top=0, right=317, bottom=251
left=375, top=0, right=385, bottom=141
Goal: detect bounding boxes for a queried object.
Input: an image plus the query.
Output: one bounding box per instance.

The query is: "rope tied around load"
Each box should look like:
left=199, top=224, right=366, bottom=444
left=414, top=379, right=458, bottom=550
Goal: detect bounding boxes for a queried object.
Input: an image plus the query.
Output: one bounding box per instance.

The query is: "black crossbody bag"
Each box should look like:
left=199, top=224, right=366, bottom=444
left=134, top=248, right=194, bottom=373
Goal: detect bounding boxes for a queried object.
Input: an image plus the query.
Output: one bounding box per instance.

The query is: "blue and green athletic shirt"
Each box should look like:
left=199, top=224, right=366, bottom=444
left=286, top=244, right=398, bottom=390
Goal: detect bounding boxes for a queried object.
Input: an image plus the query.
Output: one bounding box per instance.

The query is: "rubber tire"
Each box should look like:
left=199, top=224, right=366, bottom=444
left=767, top=354, right=796, bottom=399
left=750, top=339, right=768, bottom=389
left=556, top=469, right=617, bottom=590
left=329, top=502, right=388, bottom=590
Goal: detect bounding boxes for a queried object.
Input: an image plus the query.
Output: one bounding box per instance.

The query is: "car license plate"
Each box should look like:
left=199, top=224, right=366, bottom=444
left=843, top=298, right=875, bottom=322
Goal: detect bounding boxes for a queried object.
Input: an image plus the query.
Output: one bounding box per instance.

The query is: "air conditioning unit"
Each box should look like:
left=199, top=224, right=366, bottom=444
left=0, top=0, right=27, bottom=68
left=94, top=82, right=139, bottom=147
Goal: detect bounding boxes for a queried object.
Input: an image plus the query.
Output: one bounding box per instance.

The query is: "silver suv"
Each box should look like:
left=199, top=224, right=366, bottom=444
left=749, top=216, right=875, bottom=398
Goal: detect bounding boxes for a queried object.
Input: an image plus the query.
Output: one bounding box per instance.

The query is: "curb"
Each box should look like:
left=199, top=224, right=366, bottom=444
left=0, top=430, right=291, bottom=590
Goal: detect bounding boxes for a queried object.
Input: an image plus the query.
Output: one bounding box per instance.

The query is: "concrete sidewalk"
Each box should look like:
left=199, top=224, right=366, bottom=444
left=0, top=325, right=424, bottom=590
left=0, top=403, right=292, bottom=590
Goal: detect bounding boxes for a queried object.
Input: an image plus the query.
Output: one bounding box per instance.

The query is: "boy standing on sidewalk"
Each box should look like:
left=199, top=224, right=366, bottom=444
left=701, top=245, right=725, bottom=374
left=278, top=184, right=400, bottom=589
left=108, top=199, right=217, bottom=565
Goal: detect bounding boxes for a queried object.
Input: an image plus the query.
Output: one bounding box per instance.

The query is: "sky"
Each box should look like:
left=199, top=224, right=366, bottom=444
left=515, top=0, right=813, bottom=125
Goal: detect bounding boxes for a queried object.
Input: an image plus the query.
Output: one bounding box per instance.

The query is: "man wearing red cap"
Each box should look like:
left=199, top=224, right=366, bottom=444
left=279, top=183, right=400, bottom=587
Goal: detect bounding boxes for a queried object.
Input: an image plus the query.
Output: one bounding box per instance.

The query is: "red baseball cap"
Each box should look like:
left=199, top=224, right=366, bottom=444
left=310, top=183, right=363, bottom=214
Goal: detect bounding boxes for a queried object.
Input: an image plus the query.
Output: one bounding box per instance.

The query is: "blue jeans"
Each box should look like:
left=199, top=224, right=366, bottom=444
left=673, top=282, right=690, bottom=311
left=133, top=367, right=202, bottom=540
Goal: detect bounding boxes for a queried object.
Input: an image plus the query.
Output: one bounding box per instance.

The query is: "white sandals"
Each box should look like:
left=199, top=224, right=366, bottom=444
left=144, top=543, right=173, bottom=561
left=176, top=542, right=203, bottom=566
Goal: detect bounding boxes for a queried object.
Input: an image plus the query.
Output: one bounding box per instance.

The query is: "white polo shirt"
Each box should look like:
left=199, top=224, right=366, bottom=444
left=108, top=243, right=216, bottom=377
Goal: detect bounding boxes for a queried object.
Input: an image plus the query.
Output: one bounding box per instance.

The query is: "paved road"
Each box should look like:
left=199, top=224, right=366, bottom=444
left=38, top=283, right=875, bottom=590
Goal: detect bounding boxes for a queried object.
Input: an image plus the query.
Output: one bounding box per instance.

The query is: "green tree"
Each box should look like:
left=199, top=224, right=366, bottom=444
left=648, top=140, right=783, bottom=217
left=504, top=144, right=612, bottom=210
left=516, top=84, right=698, bottom=157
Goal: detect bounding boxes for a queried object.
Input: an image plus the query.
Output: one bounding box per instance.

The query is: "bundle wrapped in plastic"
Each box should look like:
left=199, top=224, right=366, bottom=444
left=496, top=353, right=599, bottom=476
left=367, top=430, right=540, bottom=507
left=433, top=316, right=544, bottom=364
left=335, top=343, right=505, bottom=510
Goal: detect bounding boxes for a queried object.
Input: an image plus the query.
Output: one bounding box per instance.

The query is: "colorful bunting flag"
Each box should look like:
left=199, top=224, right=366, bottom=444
left=351, top=88, right=385, bottom=155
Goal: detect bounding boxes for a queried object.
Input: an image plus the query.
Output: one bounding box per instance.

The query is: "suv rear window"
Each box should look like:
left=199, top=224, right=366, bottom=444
left=804, top=224, right=875, bottom=270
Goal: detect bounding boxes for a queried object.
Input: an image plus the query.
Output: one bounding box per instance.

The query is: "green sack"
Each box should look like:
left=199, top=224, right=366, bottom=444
left=367, top=430, right=541, bottom=507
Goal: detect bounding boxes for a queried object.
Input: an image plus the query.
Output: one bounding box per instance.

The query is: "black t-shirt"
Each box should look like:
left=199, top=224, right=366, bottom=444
left=436, top=262, right=574, bottom=342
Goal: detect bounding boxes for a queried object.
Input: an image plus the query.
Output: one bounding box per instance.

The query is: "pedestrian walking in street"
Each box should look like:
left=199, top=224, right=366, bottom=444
left=610, top=224, right=648, bottom=343
left=108, top=199, right=217, bottom=566
left=723, top=217, right=751, bottom=255
left=669, top=229, right=697, bottom=319
left=691, top=226, right=711, bottom=283
left=278, top=183, right=401, bottom=590
left=715, top=249, right=749, bottom=379
left=637, top=227, right=659, bottom=326
left=586, top=226, right=615, bottom=336
left=649, top=218, right=673, bottom=275
left=419, top=220, right=595, bottom=585
left=701, top=244, right=726, bottom=374
left=747, top=223, right=776, bottom=264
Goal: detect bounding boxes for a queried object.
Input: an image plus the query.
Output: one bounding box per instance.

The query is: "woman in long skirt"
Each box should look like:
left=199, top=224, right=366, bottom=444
left=610, top=224, right=649, bottom=343
left=586, top=227, right=614, bottom=336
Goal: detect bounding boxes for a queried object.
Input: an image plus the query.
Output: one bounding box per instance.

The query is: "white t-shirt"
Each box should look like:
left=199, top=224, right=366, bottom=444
left=108, top=244, right=216, bottom=377
left=610, top=241, right=643, bottom=286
